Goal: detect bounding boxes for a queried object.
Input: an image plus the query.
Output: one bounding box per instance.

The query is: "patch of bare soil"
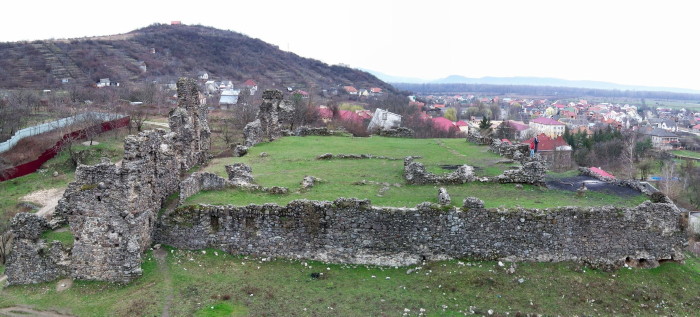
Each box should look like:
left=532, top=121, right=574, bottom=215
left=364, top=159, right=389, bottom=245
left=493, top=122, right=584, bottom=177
left=55, top=279, right=72, bottom=292
left=20, top=188, right=66, bottom=218
left=0, top=305, right=74, bottom=317
left=154, top=247, right=174, bottom=317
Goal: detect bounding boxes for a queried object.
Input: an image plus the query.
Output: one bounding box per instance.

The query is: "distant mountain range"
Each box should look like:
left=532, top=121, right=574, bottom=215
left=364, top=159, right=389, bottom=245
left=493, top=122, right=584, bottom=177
left=362, top=70, right=700, bottom=94
left=0, top=24, right=393, bottom=92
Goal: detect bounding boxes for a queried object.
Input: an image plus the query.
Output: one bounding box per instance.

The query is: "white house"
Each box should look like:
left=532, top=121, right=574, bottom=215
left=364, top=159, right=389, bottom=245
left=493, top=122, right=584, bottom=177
left=219, top=89, right=240, bottom=105
left=529, top=117, right=565, bottom=138
left=367, top=108, right=401, bottom=132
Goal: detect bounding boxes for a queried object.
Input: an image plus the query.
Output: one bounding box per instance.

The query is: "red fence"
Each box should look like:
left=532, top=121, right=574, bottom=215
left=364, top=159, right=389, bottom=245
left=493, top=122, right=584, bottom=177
left=0, top=116, right=130, bottom=182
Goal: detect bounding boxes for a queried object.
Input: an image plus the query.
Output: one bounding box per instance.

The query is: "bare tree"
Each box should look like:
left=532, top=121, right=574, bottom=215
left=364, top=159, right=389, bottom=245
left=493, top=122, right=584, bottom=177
left=0, top=230, right=13, bottom=265
left=659, top=161, right=682, bottom=200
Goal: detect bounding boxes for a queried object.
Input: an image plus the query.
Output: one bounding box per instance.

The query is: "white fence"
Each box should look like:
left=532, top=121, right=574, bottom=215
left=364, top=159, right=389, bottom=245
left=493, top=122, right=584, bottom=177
left=0, top=112, right=126, bottom=153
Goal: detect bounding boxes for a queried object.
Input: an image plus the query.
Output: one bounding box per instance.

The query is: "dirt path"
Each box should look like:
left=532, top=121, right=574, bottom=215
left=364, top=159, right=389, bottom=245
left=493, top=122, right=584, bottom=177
left=0, top=306, right=74, bottom=317
left=20, top=188, right=66, bottom=218
left=154, top=248, right=174, bottom=317
left=435, top=140, right=468, bottom=158
left=144, top=121, right=170, bottom=129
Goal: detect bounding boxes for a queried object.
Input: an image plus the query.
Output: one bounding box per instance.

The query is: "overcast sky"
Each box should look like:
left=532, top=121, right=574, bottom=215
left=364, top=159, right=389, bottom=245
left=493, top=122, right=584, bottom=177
left=3, top=0, right=698, bottom=90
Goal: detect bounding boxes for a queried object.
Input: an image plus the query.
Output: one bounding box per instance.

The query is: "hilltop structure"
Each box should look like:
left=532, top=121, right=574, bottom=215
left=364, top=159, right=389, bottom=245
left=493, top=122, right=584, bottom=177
left=6, top=78, right=211, bottom=284
left=3, top=84, right=690, bottom=285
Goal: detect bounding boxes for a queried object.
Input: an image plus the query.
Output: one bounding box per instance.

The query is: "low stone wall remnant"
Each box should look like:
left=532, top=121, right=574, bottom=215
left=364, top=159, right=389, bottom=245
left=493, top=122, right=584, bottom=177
left=493, top=159, right=548, bottom=186
left=294, top=126, right=337, bottom=137
left=490, top=139, right=529, bottom=160
left=5, top=213, right=70, bottom=285
left=403, top=156, right=475, bottom=185
left=378, top=127, right=415, bottom=138
left=317, top=153, right=403, bottom=161
left=155, top=198, right=686, bottom=270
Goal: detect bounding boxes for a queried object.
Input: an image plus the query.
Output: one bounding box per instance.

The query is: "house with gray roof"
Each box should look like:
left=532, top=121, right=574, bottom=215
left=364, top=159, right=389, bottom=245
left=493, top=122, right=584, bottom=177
left=642, top=128, right=680, bottom=150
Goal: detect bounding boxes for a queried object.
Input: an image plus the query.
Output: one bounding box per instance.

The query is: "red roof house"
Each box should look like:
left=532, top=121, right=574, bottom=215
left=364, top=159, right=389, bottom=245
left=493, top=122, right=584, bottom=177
left=243, top=79, right=257, bottom=87
left=343, top=86, right=358, bottom=94
left=590, top=167, right=615, bottom=179
left=432, top=117, right=457, bottom=132
left=523, top=134, right=570, bottom=151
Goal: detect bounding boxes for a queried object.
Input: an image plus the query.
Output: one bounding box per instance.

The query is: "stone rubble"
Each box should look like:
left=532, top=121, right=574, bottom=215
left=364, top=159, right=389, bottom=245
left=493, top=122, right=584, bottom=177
left=403, top=156, right=475, bottom=185
left=437, top=188, right=451, bottom=205
left=243, top=90, right=288, bottom=147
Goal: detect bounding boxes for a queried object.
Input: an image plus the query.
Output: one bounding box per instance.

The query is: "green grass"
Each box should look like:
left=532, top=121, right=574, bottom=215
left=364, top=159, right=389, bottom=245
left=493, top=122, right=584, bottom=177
left=40, top=227, right=74, bottom=247
left=1, top=247, right=699, bottom=316
left=192, top=136, right=645, bottom=208
left=672, top=150, right=700, bottom=159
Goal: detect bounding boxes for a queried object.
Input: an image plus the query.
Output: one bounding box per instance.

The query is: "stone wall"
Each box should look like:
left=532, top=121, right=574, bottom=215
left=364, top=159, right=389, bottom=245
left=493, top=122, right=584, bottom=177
left=34, top=78, right=211, bottom=283
left=294, top=126, right=337, bottom=137
left=466, top=131, right=492, bottom=145
left=5, top=213, right=70, bottom=285
left=378, top=127, right=415, bottom=138
left=243, top=90, right=288, bottom=147
left=403, top=156, right=475, bottom=185
left=489, top=139, right=529, bottom=160
left=179, top=172, right=231, bottom=205
left=493, top=159, right=548, bottom=186
left=155, top=198, right=686, bottom=270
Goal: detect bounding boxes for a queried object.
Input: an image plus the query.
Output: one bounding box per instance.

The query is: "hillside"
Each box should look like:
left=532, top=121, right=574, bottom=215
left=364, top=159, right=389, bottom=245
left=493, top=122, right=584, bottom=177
left=0, top=24, right=393, bottom=92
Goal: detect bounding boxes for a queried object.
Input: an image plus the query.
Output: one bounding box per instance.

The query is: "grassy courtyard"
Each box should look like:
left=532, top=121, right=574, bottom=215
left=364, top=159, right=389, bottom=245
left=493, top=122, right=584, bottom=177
left=187, top=136, right=647, bottom=208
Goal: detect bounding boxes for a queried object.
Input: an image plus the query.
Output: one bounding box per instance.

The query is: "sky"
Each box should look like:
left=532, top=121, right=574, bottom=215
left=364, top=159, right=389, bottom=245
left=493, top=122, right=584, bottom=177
left=2, top=0, right=699, bottom=90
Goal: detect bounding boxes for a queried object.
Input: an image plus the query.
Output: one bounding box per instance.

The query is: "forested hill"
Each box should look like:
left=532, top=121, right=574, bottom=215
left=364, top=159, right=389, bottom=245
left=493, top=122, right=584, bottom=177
left=0, top=24, right=393, bottom=92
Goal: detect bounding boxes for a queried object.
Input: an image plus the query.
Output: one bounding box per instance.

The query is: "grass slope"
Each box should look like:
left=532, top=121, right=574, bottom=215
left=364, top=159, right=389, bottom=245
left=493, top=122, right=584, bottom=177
left=189, top=136, right=646, bottom=208
left=1, top=247, right=698, bottom=316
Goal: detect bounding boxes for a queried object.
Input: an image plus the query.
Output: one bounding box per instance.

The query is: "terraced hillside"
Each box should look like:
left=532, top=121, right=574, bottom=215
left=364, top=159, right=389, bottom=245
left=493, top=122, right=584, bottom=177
left=0, top=24, right=392, bottom=92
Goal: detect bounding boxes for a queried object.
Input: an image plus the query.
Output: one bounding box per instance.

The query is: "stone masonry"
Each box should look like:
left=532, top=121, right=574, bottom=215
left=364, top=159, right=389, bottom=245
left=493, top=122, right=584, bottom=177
left=155, top=198, right=686, bottom=270
left=403, top=156, right=475, bottom=185
left=243, top=90, right=287, bottom=147
left=5, top=213, right=70, bottom=285
left=8, top=78, right=212, bottom=283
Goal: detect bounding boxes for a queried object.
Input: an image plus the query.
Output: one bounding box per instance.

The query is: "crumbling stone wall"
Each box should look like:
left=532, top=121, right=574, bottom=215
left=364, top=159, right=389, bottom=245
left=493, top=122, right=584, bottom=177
left=466, top=131, right=492, bottom=145
left=403, top=156, right=475, bottom=185
left=179, top=172, right=231, bottom=205
left=294, top=126, right=337, bottom=137
left=39, top=78, right=211, bottom=283
left=378, top=127, right=415, bottom=138
left=5, top=213, right=70, bottom=285
left=493, top=159, right=548, bottom=186
left=244, top=90, right=288, bottom=147
left=490, top=139, right=529, bottom=160
left=156, top=198, right=686, bottom=270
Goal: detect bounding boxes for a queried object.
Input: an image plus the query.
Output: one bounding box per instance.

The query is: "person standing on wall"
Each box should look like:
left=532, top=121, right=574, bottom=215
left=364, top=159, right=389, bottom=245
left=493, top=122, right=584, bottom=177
left=534, top=136, right=539, bottom=154
left=529, top=139, right=535, bottom=157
